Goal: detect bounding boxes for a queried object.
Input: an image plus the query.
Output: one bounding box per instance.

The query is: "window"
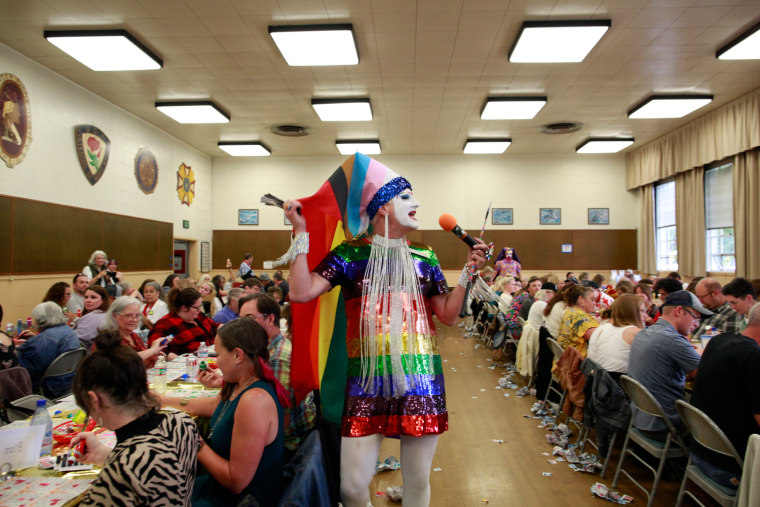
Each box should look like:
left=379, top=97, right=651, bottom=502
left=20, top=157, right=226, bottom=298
left=704, top=163, right=735, bottom=272
left=655, top=180, right=677, bottom=271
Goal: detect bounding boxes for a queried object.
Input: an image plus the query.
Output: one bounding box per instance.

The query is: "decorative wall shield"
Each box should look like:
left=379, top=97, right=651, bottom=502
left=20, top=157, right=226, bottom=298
left=176, top=162, right=195, bottom=206
left=135, top=148, right=158, bottom=194
left=74, top=125, right=110, bottom=184
left=1, top=73, right=32, bottom=168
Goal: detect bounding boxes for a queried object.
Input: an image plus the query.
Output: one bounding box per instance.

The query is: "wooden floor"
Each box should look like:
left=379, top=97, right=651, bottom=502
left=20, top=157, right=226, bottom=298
left=368, top=318, right=717, bottom=507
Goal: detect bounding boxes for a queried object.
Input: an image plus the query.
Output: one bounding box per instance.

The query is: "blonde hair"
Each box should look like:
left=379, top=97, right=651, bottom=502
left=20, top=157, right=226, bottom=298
left=610, top=294, right=644, bottom=328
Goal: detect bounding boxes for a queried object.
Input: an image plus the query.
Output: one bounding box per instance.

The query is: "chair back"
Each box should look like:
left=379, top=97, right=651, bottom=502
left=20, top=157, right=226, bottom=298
left=619, top=375, right=679, bottom=435
left=41, top=348, right=86, bottom=385
left=546, top=337, right=564, bottom=361
left=0, top=366, right=32, bottom=402
left=676, top=400, right=743, bottom=466
left=518, top=316, right=527, bottom=328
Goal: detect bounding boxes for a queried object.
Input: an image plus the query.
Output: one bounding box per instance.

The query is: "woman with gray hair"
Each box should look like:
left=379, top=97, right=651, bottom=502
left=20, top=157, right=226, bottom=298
left=18, top=301, right=81, bottom=397
left=104, top=296, right=166, bottom=367
left=82, top=250, right=114, bottom=287
left=139, top=280, right=169, bottom=330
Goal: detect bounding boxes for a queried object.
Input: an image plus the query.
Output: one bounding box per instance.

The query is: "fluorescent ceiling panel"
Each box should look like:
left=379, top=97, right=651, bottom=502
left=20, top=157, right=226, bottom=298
left=218, top=142, right=271, bottom=157
left=312, top=99, right=372, bottom=121
left=628, top=95, right=713, bottom=119
left=509, top=20, right=610, bottom=63
left=155, top=101, right=230, bottom=124
left=336, top=140, right=381, bottom=155
left=269, top=24, right=358, bottom=66
left=463, top=139, right=511, bottom=154
left=44, top=29, right=162, bottom=71
left=481, top=97, right=547, bottom=120
left=716, top=22, right=760, bottom=60
left=576, top=138, right=634, bottom=154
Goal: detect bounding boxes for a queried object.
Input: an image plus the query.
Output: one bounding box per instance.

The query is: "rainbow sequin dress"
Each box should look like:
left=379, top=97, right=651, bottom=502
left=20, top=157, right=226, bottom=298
left=314, top=238, right=449, bottom=437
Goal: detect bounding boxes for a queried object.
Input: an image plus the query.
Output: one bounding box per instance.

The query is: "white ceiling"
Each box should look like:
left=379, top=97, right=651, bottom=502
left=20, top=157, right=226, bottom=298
left=1, top=0, right=758, bottom=158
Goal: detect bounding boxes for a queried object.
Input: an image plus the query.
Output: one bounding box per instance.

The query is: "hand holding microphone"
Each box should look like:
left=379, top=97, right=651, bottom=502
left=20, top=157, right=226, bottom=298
left=439, top=213, right=488, bottom=268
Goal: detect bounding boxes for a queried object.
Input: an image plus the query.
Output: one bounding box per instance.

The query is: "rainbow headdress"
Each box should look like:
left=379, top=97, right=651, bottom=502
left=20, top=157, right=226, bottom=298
left=290, top=153, right=410, bottom=424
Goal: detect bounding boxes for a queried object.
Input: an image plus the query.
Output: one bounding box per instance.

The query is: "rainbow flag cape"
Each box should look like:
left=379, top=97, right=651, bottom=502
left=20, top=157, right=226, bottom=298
left=291, top=153, right=398, bottom=424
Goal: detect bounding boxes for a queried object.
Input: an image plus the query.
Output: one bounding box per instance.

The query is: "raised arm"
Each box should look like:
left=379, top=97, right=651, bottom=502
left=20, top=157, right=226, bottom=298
left=284, top=200, right=332, bottom=303
left=430, top=239, right=488, bottom=326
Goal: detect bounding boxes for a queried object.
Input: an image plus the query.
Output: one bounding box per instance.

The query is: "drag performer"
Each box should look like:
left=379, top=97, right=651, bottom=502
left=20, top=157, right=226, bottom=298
left=283, top=154, right=487, bottom=507
left=493, top=246, right=521, bottom=279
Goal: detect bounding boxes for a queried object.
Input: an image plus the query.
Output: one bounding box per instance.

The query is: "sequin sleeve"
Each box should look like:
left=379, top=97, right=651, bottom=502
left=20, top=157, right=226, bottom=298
left=312, top=241, right=354, bottom=289
left=409, top=242, right=449, bottom=298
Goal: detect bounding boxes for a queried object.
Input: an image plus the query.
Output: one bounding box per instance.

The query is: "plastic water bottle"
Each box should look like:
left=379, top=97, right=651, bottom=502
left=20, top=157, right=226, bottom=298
left=186, top=353, right=199, bottom=382
left=30, top=399, right=53, bottom=456
left=198, top=341, right=209, bottom=361
left=5, top=323, right=13, bottom=338
left=16, top=319, right=23, bottom=335
left=154, top=355, right=168, bottom=394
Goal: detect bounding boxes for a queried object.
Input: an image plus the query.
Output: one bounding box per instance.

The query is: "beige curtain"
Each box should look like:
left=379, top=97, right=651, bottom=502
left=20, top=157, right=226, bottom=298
left=639, top=184, right=656, bottom=275
left=733, top=148, right=760, bottom=278
left=627, top=87, right=760, bottom=190
left=675, top=168, right=705, bottom=278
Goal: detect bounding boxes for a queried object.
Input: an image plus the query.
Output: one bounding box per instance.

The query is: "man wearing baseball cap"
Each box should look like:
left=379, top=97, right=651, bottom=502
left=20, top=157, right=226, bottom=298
left=627, top=290, right=712, bottom=440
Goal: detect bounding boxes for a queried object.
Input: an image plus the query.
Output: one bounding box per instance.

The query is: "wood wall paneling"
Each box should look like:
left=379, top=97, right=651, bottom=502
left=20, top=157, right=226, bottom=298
left=212, top=229, right=637, bottom=271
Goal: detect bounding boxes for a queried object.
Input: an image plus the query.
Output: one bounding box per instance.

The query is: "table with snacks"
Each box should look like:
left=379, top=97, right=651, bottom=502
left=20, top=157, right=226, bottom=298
left=0, top=356, right=218, bottom=506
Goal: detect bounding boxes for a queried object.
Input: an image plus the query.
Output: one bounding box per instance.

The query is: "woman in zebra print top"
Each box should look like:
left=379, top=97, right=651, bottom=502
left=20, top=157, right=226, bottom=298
left=71, top=331, right=199, bottom=506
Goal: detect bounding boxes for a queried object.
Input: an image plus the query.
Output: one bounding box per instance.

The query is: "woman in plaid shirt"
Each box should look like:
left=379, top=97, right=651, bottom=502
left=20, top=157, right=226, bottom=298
left=148, top=287, right=219, bottom=357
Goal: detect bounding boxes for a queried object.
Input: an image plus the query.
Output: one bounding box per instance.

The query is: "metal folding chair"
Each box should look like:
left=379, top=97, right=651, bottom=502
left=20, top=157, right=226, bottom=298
left=613, top=375, right=687, bottom=507
left=542, top=338, right=566, bottom=425
left=675, top=400, right=743, bottom=507
left=37, top=347, right=87, bottom=398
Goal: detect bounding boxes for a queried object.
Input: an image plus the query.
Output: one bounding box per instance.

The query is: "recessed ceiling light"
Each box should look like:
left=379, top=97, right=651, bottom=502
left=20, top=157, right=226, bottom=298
left=269, top=24, right=359, bottom=66
left=44, top=29, right=162, bottom=71
left=509, top=20, right=610, bottom=63
left=336, top=140, right=381, bottom=155
left=628, top=95, right=713, bottom=119
left=716, top=21, right=760, bottom=60
left=576, top=138, right=634, bottom=154
left=155, top=101, right=230, bottom=124
left=312, top=98, right=372, bottom=121
left=218, top=142, right=271, bottom=157
left=481, top=96, right=547, bottom=120
left=463, top=139, right=512, bottom=154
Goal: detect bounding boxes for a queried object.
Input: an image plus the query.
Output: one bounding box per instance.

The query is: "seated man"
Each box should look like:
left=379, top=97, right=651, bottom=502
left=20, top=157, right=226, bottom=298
left=689, top=302, right=760, bottom=489
left=692, top=278, right=744, bottom=339
left=722, top=277, right=757, bottom=318
left=242, top=278, right=263, bottom=294
left=627, top=290, right=708, bottom=440
left=273, top=271, right=289, bottom=300
left=68, top=273, right=89, bottom=316
left=212, top=287, right=243, bottom=324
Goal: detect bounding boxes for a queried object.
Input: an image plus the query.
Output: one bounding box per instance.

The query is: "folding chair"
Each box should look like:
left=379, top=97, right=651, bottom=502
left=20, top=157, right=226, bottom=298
left=612, top=375, right=687, bottom=507
left=38, top=348, right=87, bottom=398
left=542, top=338, right=566, bottom=425
left=675, top=400, right=743, bottom=507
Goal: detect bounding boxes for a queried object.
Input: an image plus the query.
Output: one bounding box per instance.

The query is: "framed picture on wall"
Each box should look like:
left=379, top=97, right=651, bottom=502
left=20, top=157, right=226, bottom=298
left=540, top=208, right=561, bottom=225
left=588, top=208, right=610, bottom=225
left=238, top=209, right=259, bottom=225
left=492, top=208, right=513, bottom=225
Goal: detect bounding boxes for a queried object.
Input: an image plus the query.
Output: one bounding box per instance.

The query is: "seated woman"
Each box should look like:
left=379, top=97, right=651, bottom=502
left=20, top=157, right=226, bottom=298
left=0, top=304, right=19, bottom=370
left=503, top=276, right=543, bottom=339
left=70, top=331, right=199, bottom=506
left=199, top=282, right=222, bottom=318
left=161, top=318, right=290, bottom=507
left=73, top=286, right=110, bottom=349
left=83, top=250, right=115, bottom=287
left=105, top=259, right=124, bottom=284
left=212, top=275, right=228, bottom=304
left=17, top=302, right=80, bottom=397
left=161, top=274, right=180, bottom=299
left=148, top=288, right=219, bottom=356
left=43, top=281, right=75, bottom=323
left=557, top=285, right=599, bottom=356
left=139, top=281, right=169, bottom=330
left=102, top=296, right=165, bottom=367
left=587, top=294, right=644, bottom=379
left=543, top=282, right=575, bottom=338
left=634, top=283, right=658, bottom=326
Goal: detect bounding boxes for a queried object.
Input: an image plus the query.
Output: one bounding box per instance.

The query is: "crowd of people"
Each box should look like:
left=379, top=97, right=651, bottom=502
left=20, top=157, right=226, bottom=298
left=470, top=267, right=760, bottom=495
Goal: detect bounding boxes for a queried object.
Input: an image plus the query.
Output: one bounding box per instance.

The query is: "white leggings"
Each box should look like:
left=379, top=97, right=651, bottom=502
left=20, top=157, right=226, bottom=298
left=340, top=434, right=439, bottom=507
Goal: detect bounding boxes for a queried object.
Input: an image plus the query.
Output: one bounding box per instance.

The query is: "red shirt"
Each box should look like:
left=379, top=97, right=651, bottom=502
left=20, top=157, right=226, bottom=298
left=148, top=312, right=218, bottom=355
left=122, top=331, right=157, bottom=368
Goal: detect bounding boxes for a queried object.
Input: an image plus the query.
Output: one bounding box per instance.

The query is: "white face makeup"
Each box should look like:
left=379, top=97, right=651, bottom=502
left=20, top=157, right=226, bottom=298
left=391, top=189, right=419, bottom=230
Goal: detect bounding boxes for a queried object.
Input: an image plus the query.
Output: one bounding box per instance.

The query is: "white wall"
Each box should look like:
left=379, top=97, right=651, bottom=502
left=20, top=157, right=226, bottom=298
left=0, top=43, right=213, bottom=246
left=212, top=154, right=639, bottom=231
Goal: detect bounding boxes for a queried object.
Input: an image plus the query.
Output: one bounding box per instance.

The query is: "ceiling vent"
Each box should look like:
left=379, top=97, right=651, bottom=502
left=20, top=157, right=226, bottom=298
left=270, top=124, right=311, bottom=136
left=540, top=122, right=583, bottom=134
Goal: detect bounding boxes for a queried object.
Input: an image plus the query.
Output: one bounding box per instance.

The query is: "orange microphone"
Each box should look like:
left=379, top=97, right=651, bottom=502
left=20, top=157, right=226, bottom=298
left=439, top=213, right=477, bottom=248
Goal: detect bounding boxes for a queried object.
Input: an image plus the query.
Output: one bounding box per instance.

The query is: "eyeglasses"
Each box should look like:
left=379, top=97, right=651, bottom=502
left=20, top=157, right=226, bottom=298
left=118, top=313, right=142, bottom=320
left=190, top=304, right=203, bottom=310
left=246, top=313, right=268, bottom=320
left=683, top=307, right=700, bottom=319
